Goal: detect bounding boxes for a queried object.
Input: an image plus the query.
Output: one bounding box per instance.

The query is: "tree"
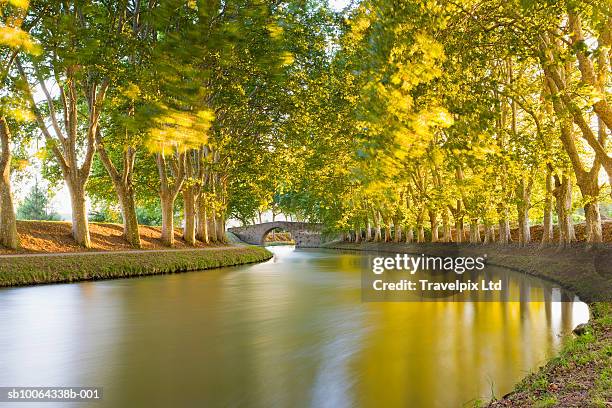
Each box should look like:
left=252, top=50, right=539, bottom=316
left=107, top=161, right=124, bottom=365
left=0, top=0, right=38, bottom=248
left=16, top=182, right=60, bottom=221
left=17, top=0, right=124, bottom=247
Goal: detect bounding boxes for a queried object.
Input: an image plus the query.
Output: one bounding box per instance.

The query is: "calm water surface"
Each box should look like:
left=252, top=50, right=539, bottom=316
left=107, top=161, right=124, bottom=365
left=0, top=246, right=589, bottom=407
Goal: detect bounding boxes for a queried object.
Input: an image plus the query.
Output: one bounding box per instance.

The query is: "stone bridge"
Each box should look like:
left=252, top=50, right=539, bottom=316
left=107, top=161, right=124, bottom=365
left=228, top=221, right=324, bottom=248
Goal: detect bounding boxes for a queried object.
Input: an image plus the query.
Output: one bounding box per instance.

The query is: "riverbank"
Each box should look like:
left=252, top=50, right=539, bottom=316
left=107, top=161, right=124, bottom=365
left=0, top=246, right=272, bottom=287
left=322, top=241, right=611, bottom=407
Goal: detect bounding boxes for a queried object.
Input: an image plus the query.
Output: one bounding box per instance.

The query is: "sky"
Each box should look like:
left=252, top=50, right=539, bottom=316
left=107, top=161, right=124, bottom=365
left=330, top=0, right=352, bottom=10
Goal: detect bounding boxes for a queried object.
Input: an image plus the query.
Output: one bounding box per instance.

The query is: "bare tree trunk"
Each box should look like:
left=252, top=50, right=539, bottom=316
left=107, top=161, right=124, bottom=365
left=160, top=193, right=175, bottom=246
left=577, top=174, right=603, bottom=245
left=383, top=215, right=392, bottom=242
left=442, top=208, right=451, bottom=242
left=196, top=198, right=209, bottom=244
left=405, top=226, right=414, bottom=243
left=483, top=225, right=495, bottom=244
left=67, top=181, right=91, bottom=248
left=497, top=205, right=510, bottom=244
left=97, top=143, right=141, bottom=248
left=355, top=223, right=362, bottom=243
left=117, top=187, right=140, bottom=248
left=553, top=174, right=573, bottom=249
left=0, top=117, right=19, bottom=249
left=429, top=209, right=439, bottom=243
left=453, top=212, right=464, bottom=243
left=365, top=219, right=372, bottom=241
left=517, top=176, right=533, bottom=246
left=215, top=212, right=226, bottom=243
left=183, top=187, right=197, bottom=245
left=374, top=211, right=382, bottom=242
left=469, top=218, right=481, bottom=244
left=394, top=222, right=402, bottom=243
left=156, top=151, right=185, bottom=247
left=541, top=169, right=554, bottom=246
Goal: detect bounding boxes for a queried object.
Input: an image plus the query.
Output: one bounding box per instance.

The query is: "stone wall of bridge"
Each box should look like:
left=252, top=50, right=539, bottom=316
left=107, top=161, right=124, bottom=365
left=228, top=221, right=324, bottom=248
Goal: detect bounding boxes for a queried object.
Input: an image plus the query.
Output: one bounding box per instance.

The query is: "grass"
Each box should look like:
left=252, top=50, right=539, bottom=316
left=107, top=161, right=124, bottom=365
left=0, top=246, right=273, bottom=287
left=488, top=303, right=611, bottom=407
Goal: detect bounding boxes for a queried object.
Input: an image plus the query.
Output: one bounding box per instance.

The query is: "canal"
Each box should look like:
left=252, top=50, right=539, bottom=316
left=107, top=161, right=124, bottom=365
left=0, top=246, right=588, bottom=407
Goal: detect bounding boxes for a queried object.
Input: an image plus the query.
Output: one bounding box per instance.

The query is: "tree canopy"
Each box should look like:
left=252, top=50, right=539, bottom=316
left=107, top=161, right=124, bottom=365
left=0, top=0, right=610, bottom=249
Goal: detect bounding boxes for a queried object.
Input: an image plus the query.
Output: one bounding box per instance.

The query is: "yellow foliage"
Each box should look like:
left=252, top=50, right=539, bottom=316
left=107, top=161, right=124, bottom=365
left=147, top=109, right=214, bottom=154
left=267, top=23, right=284, bottom=40
left=0, top=26, right=41, bottom=54
left=280, top=51, right=295, bottom=66
left=6, top=0, right=30, bottom=8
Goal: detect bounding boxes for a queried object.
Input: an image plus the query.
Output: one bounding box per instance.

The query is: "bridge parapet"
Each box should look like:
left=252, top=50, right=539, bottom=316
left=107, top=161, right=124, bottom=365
left=228, top=222, right=324, bottom=247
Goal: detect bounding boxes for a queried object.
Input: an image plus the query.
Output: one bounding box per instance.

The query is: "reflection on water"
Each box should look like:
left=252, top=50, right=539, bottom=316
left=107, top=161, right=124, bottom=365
left=0, top=246, right=589, bottom=408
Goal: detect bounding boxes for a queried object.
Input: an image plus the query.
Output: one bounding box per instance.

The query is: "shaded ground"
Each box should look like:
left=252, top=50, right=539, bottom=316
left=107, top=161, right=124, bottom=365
left=0, top=220, right=225, bottom=254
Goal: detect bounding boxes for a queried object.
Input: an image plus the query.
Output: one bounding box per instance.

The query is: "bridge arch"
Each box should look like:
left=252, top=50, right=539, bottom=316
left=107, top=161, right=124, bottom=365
left=228, top=221, right=324, bottom=248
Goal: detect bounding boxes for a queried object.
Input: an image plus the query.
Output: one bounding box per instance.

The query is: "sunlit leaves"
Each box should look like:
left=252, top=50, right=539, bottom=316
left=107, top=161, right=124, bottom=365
left=147, top=109, right=214, bottom=154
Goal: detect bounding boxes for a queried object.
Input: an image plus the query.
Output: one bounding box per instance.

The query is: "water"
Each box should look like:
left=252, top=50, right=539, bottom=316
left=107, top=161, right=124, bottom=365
left=0, top=246, right=589, bottom=407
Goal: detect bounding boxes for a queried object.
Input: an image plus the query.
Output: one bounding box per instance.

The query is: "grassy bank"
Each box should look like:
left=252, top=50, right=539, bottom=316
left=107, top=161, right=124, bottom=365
left=488, top=303, right=611, bottom=407
left=0, top=246, right=272, bottom=287
left=322, top=241, right=611, bottom=407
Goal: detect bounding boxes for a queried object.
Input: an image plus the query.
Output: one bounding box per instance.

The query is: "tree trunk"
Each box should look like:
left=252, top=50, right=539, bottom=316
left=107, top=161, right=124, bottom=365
left=160, top=193, right=175, bottom=247
left=215, top=212, right=226, bottom=243
left=405, top=226, right=413, bottom=243
left=208, top=207, right=217, bottom=243
left=429, top=209, right=439, bottom=243
left=97, top=141, right=141, bottom=248
left=483, top=225, right=495, bottom=244
left=196, top=196, right=209, bottom=244
left=384, top=217, right=392, bottom=242
left=469, top=218, right=481, bottom=244
left=365, top=219, right=372, bottom=241
left=541, top=169, right=554, bottom=246
left=576, top=176, right=603, bottom=245
left=117, top=187, right=140, bottom=248
left=355, top=223, right=362, bottom=243
left=394, top=222, right=402, bottom=243
left=442, top=209, right=451, bottom=242
left=517, top=177, right=532, bottom=246
left=156, top=151, right=185, bottom=247
left=374, top=211, right=382, bottom=242
left=454, top=215, right=464, bottom=243
left=183, top=187, right=197, bottom=245
left=67, top=181, right=91, bottom=248
left=553, top=174, right=573, bottom=249
left=497, top=206, right=510, bottom=244
left=0, top=117, right=18, bottom=249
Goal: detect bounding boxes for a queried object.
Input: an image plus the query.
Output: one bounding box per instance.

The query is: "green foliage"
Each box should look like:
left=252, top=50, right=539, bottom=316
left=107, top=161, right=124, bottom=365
left=16, top=183, right=60, bottom=221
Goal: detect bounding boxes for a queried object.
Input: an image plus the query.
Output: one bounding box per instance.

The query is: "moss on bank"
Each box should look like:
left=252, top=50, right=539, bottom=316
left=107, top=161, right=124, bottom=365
left=0, top=246, right=272, bottom=287
left=322, top=241, right=611, bottom=407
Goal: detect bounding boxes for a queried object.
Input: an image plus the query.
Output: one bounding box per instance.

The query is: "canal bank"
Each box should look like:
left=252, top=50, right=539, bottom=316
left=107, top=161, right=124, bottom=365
left=322, top=241, right=611, bottom=407
left=0, top=246, right=272, bottom=287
